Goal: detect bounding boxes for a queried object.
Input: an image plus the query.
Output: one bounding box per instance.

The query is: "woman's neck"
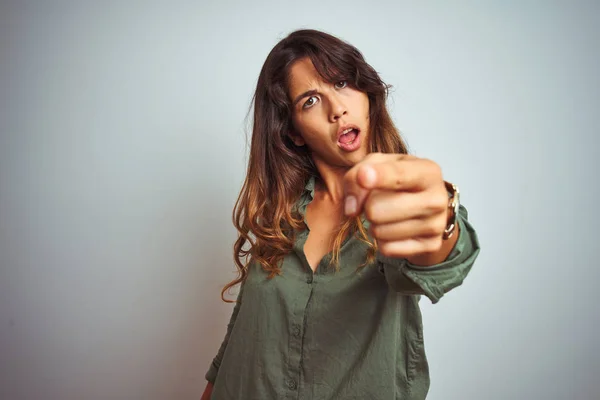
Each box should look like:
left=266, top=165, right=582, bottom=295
left=312, top=161, right=349, bottom=205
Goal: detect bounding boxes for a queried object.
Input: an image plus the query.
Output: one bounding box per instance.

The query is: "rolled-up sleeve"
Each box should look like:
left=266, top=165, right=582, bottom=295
left=376, top=204, right=480, bottom=304
left=204, top=283, right=245, bottom=383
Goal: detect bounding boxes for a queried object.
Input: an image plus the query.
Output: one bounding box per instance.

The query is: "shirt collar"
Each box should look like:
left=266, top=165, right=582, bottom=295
left=304, top=174, right=316, bottom=200
left=295, top=174, right=316, bottom=218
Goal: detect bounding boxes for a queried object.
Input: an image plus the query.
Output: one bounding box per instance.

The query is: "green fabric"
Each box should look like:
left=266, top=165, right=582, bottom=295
left=206, top=176, right=480, bottom=399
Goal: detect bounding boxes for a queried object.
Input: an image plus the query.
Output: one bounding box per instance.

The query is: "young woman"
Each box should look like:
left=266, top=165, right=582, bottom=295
left=201, top=29, right=480, bottom=400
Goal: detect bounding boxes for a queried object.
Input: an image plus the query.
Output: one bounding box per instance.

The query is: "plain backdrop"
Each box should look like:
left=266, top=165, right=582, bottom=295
left=1, top=1, right=599, bottom=399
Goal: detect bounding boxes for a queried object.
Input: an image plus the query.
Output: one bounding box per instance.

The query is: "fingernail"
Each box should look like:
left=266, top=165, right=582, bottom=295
left=345, top=195, right=357, bottom=216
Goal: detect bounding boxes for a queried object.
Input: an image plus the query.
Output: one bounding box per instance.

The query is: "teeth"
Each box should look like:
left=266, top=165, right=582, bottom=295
left=342, top=128, right=353, bottom=135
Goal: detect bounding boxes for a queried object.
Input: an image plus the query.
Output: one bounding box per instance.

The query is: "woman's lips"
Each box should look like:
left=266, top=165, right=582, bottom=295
left=337, top=129, right=361, bottom=152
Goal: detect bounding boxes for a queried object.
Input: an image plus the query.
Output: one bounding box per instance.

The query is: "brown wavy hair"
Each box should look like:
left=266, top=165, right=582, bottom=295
left=221, top=29, right=408, bottom=302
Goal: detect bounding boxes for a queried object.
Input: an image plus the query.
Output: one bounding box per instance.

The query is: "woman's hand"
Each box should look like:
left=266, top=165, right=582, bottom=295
left=343, top=152, right=457, bottom=265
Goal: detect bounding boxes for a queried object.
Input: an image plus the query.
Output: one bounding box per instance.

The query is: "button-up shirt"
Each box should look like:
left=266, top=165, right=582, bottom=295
left=206, top=175, right=480, bottom=399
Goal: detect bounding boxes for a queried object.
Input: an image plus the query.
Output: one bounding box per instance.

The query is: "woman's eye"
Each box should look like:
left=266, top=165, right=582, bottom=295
left=303, top=96, right=318, bottom=109
left=334, top=81, right=347, bottom=89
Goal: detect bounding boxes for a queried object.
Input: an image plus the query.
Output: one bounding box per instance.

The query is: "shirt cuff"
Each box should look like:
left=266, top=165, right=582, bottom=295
left=377, top=205, right=480, bottom=304
left=205, top=360, right=220, bottom=384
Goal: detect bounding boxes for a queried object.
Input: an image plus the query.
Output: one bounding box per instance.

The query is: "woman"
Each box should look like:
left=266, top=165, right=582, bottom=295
left=201, top=29, right=480, bottom=400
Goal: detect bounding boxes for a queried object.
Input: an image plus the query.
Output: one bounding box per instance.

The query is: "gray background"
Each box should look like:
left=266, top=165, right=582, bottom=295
left=1, top=1, right=598, bottom=399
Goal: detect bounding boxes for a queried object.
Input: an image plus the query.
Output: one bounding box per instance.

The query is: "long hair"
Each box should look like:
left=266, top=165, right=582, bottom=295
left=221, top=29, right=408, bottom=301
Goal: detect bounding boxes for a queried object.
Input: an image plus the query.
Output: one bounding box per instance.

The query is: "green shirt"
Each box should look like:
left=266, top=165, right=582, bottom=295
left=206, top=176, right=480, bottom=399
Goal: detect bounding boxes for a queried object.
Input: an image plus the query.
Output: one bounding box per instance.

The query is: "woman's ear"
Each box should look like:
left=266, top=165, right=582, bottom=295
left=288, top=132, right=305, bottom=146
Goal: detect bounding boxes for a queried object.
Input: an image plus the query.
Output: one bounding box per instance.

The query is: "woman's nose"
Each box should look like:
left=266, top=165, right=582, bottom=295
left=329, top=96, right=347, bottom=122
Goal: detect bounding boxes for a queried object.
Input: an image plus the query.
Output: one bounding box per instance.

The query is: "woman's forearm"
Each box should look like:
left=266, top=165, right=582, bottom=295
left=200, top=381, right=213, bottom=400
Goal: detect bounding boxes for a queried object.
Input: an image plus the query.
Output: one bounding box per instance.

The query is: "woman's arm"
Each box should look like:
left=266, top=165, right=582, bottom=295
left=203, top=281, right=246, bottom=391
left=200, top=381, right=213, bottom=400
left=378, top=205, right=480, bottom=303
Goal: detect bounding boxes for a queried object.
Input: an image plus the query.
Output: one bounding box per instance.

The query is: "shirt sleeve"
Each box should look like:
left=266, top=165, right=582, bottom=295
left=204, top=282, right=245, bottom=383
left=376, top=204, right=480, bottom=304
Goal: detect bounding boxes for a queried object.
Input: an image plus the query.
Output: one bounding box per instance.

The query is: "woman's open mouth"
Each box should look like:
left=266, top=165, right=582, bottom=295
left=337, top=127, right=361, bottom=152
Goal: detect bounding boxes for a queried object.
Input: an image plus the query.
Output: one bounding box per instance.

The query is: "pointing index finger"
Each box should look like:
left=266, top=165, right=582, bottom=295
left=343, top=163, right=373, bottom=217
left=357, top=155, right=427, bottom=192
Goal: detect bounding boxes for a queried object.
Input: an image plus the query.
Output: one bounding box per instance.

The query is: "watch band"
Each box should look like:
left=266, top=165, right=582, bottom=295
left=442, top=181, right=460, bottom=240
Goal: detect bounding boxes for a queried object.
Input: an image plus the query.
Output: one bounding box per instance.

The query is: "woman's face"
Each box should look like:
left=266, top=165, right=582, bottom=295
left=287, top=57, right=370, bottom=169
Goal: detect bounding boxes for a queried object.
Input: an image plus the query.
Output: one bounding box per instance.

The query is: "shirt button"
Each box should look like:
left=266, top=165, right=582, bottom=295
left=287, top=379, right=297, bottom=390
left=292, top=325, right=301, bottom=338
left=306, top=275, right=313, bottom=283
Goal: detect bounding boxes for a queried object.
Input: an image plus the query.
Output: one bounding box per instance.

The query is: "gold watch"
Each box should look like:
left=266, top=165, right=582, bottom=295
left=442, top=181, right=460, bottom=240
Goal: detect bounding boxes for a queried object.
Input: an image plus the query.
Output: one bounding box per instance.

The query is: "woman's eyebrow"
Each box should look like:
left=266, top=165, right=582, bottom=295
left=292, top=89, right=319, bottom=107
